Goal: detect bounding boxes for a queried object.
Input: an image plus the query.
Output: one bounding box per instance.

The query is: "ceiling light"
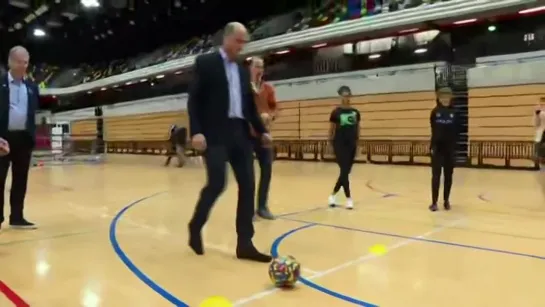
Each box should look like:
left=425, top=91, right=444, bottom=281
left=414, top=48, right=427, bottom=54
left=312, top=43, right=327, bottom=48
left=399, top=28, right=419, bottom=34
left=33, top=28, right=46, bottom=37
left=156, top=75, right=164, bottom=79
left=368, top=54, right=381, bottom=59
left=519, top=6, right=545, bottom=14
left=275, top=49, right=290, bottom=55
left=453, top=18, right=477, bottom=25
left=81, top=0, right=100, bottom=8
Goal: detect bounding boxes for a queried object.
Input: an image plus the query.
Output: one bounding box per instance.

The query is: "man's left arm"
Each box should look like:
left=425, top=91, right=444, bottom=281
left=266, top=83, right=278, bottom=120
left=30, top=82, right=39, bottom=118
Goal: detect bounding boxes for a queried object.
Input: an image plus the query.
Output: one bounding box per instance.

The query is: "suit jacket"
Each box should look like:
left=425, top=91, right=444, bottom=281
left=0, top=74, right=38, bottom=146
left=187, top=52, right=267, bottom=145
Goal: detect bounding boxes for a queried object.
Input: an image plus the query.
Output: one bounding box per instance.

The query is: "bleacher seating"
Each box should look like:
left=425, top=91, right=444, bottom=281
left=72, top=111, right=188, bottom=154
left=0, top=0, right=457, bottom=89
left=79, top=79, right=535, bottom=170
left=70, top=119, right=97, bottom=140
left=468, top=84, right=540, bottom=141
left=35, top=0, right=454, bottom=89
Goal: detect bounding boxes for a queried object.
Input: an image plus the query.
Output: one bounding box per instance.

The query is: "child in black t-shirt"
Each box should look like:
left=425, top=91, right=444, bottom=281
left=328, top=85, right=361, bottom=209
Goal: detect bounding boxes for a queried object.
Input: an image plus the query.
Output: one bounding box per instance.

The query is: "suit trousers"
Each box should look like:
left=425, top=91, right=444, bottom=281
left=252, top=137, right=272, bottom=210
left=165, top=144, right=186, bottom=166
left=0, top=131, right=33, bottom=224
left=189, top=119, right=256, bottom=245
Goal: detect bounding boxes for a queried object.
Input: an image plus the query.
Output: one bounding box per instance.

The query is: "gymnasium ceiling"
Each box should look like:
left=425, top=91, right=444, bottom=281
left=0, top=0, right=302, bottom=65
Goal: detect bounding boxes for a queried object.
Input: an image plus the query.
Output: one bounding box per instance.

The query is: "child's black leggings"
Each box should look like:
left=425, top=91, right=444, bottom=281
left=431, top=145, right=455, bottom=204
left=333, top=142, right=357, bottom=197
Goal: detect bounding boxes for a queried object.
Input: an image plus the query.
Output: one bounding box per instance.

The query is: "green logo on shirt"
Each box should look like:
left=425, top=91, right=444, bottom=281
left=339, top=111, right=357, bottom=126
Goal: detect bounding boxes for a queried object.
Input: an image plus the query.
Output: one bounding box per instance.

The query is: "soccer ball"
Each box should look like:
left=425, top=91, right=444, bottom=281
left=268, top=255, right=301, bottom=288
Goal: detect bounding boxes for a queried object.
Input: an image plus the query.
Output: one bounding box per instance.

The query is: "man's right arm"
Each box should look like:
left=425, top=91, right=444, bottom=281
left=429, top=108, right=436, bottom=151
left=188, top=56, right=204, bottom=137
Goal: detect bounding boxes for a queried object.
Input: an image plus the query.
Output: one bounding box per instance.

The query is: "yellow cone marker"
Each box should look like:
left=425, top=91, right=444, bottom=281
left=369, top=244, right=388, bottom=256
left=199, top=296, right=233, bottom=307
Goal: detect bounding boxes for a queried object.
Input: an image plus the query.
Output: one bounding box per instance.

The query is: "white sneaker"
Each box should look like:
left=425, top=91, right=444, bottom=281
left=328, top=195, right=336, bottom=207
left=346, top=198, right=354, bottom=210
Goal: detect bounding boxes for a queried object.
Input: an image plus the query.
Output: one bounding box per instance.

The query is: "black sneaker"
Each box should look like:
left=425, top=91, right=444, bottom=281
left=10, top=219, right=37, bottom=230
left=444, top=201, right=451, bottom=211
left=429, top=203, right=438, bottom=212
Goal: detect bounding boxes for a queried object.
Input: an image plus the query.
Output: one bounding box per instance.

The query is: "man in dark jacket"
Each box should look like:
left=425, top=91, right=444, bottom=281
left=0, top=46, right=39, bottom=231
left=187, top=22, right=272, bottom=263
left=164, top=124, right=187, bottom=167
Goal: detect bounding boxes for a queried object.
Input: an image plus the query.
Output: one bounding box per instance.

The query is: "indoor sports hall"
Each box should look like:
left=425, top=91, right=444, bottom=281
left=2, top=0, right=545, bottom=306
left=3, top=54, right=545, bottom=306
left=0, top=155, right=544, bottom=307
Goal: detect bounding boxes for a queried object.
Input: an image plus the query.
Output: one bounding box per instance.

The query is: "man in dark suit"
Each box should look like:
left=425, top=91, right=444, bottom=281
left=187, top=22, right=272, bottom=263
left=0, top=46, right=38, bottom=231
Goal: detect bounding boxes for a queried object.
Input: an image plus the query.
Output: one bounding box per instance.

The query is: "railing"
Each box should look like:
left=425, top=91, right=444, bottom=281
left=71, top=139, right=539, bottom=170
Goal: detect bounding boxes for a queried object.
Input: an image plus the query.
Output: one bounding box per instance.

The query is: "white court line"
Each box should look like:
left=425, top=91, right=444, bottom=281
left=232, top=218, right=465, bottom=306
left=66, top=201, right=321, bottom=268
left=302, top=268, right=319, bottom=275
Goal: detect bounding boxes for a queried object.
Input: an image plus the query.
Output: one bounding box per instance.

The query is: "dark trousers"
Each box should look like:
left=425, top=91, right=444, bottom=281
left=333, top=141, right=356, bottom=198
left=431, top=145, right=455, bottom=204
left=252, top=137, right=272, bottom=210
left=165, top=143, right=186, bottom=166
left=0, top=131, right=33, bottom=224
left=189, top=120, right=255, bottom=245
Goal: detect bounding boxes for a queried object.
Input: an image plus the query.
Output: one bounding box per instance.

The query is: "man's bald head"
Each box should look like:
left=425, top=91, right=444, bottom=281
left=222, top=22, right=249, bottom=60
left=8, top=46, right=29, bottom=80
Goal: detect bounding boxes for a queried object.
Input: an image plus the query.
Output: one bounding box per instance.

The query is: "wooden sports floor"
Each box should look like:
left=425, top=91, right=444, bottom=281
left=1, top=154, right=545, bottom=307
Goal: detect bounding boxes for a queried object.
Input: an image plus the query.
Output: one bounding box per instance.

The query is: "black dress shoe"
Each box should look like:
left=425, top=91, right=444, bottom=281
left=236, top=244, right=272, bottom=263
left=10, top=219, right=37, bottom=229
left=444, top=201, right=451, bottom=211
left=188, top=224, right=204, bottom=255
left=428, top=203, right=438, bottom=212
left=257, top=208, right=275, bottom=220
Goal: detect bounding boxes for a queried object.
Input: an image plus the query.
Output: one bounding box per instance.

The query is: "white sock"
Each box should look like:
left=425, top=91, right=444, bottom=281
left=328, top=194, right=336, bottom=205
left=346, top=198, right=354, bottom=209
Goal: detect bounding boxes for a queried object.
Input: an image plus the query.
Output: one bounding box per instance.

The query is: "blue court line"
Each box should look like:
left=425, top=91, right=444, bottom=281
left=271, top=224, right=379, bottom=307
left=280, top=217, right=545, bottom=261
left=109, top=193, right=340, bottom=306
left=108, top=192, right=189, bottom=307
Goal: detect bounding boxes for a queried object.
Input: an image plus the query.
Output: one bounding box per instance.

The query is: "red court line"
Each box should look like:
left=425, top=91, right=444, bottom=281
left=0, top=281, right=29, bottom=307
